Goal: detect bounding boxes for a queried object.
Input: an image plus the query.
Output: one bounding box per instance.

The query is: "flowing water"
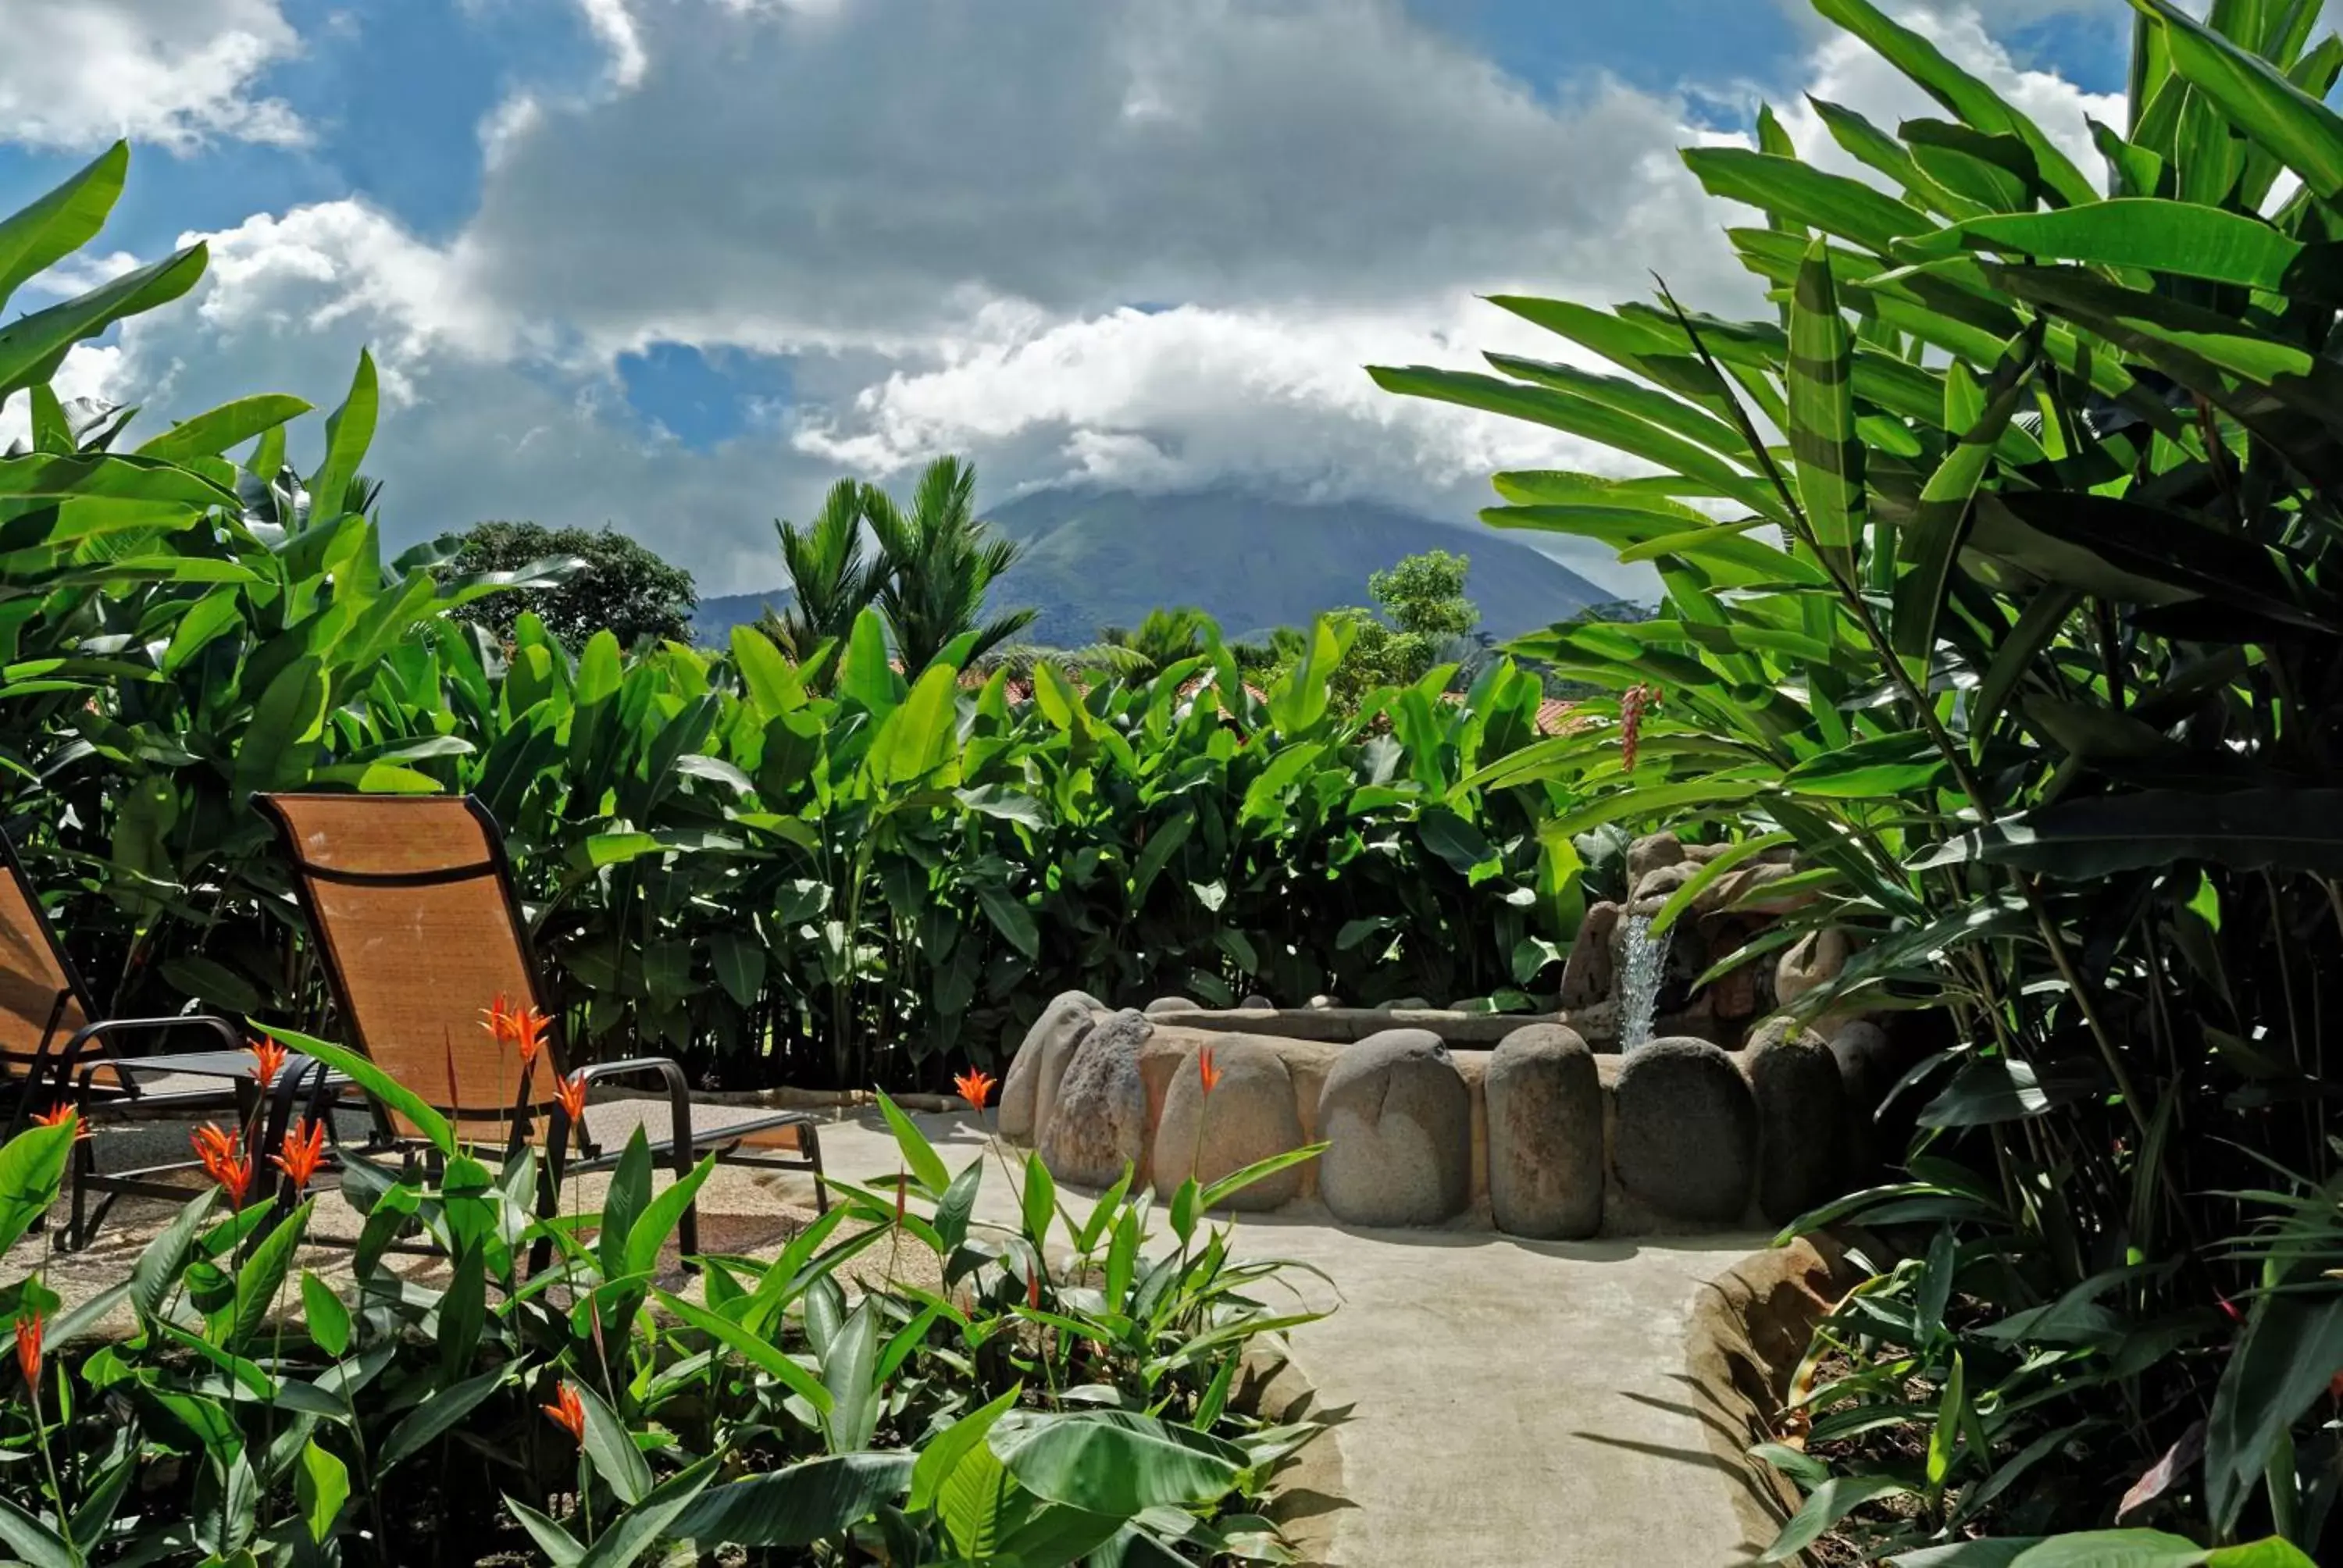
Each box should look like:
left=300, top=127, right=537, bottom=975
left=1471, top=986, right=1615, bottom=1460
left=1619, top=912, right=1665, bottom=1051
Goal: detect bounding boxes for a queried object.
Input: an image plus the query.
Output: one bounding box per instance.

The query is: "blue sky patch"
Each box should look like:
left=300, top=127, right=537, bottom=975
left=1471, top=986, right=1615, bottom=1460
left=617, top=342, right=797, bottom=450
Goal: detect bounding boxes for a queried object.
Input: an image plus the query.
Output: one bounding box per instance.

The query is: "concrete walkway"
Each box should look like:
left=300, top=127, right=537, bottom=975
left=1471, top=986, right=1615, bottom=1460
left=811, top=1107, right=1775, bottom=1567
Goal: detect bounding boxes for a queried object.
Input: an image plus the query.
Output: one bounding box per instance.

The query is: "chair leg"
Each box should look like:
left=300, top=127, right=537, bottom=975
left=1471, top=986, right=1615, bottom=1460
left=62, top=1137, right=95, bottom=1253
left=805, top=1125, right=828, bottom=1217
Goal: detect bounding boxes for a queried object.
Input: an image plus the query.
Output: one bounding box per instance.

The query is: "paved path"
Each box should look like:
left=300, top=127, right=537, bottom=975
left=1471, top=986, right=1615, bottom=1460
left=809, top=1108, right=1774, bottom=1567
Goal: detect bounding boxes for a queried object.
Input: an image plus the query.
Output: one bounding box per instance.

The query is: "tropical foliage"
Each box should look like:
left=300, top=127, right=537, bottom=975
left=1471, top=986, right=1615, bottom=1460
left=0, top=1046, right=1328, bottom=1565
left=0, top=147, right=1582, bottom=1097
left=1376, top=0, right=2343, bottom=1556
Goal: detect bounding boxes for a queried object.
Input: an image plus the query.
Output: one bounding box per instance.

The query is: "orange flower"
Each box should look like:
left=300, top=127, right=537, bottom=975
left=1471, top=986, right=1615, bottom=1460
left=248, top=1036, right=288, bottom=1092
left=14, top=1311, right=41, bottom=1391
left=1196, top=1046, right=1221, bottom=1096
left=512, top=1005, right=552, bottom=1068
left=480, top=993, right=519, bottom=1046
left=190, top=1123, right=253, bottom=1207
left=32, top=1104, right=89, bottom=1142
left=542, top=1380, right=587, bottom=1445
left=270, top=1117, right=328, bottom=1192
left=1026, top=1267, right=1041, bottom=1309
left=894, top=1165, right=908, bottom=1224
left=554, top=1069, right=589, bottom=1124
left=954, top=1068, right=997, bottom=1113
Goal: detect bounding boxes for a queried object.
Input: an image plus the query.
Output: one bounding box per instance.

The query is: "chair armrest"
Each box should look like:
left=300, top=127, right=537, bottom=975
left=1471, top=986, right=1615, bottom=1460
left=571, top=1057, right=695, bottom=1167
left=66, top=1014, right=244, bottom=1059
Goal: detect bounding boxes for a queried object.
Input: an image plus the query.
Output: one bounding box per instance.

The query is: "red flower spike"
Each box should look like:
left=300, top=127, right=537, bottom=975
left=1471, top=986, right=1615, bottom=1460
left=270, top=1117, right=328, bottom=1192
left=248, top=1036, right=288, bottom=1092
left=554, top=1070, right=589, bottom=1125
left=190, top=1123, right=253, bottom=1207
left=512, top=1005, right=551, bottom=1068
left=14, top=1311, right=41, bottom=1391
left=1196, top=1046, right=1221, bottom=1097
left=542, top=1381, right=587, bottom=1445
left=32, top=1105, right=89, bottom=1142
left=953, top=1068, right=997, bottom=1114
left=480, top=993, right=519, bottom=1046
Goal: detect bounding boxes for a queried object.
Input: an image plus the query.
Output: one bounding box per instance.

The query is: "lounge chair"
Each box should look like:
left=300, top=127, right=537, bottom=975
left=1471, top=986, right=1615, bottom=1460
left=0, top=825, right=264, bottom=1245
left=255, top=793, right=826, bottom=1256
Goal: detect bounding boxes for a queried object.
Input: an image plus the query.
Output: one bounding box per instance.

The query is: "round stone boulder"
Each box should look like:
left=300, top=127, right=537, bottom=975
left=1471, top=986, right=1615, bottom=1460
left=1628, top=859, right=1702, bottom=911
left=1626, top=832, right=1686, bottom=887
left=1152, top=1040, right=1308, bottom=1210
left=1037, top=1010, right=1154, bottom=1188
left=1830, top=1021, right=1899, bottom=1177
left=1001, top=990, right=1103, bottom=1142
left=1239, top=994, right=1274, bottom=1010
left=1742, top=1024, right=1847, bottom=1225
left=1378, top=996, right=1435, bottom=1012
left=1775, top=929, right=1852, bottom=1011
left=1612, top=1038, right=1757, bottom=1225
left=1145, top=995, right=1202, bottom=1017
left=1315, top=1028, right=1472, bottom=1228
left=1559, top=901, right=1621, bottom=1009
left=1484, top=1024, right=1602, bottom=1239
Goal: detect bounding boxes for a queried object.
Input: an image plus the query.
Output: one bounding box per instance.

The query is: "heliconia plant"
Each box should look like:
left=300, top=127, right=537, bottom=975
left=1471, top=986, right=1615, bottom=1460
left=0, top=1034, right=1328, bottom=1564
left=1373, top=0, right=2343, bottom=1557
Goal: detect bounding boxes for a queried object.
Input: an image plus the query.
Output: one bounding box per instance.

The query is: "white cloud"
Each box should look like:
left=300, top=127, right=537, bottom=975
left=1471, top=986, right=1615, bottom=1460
left=0, top=0, right=304, bottom=152
left=572, top=0, right=648, bottom=90
left=0, top=0, right=2132, bottom=598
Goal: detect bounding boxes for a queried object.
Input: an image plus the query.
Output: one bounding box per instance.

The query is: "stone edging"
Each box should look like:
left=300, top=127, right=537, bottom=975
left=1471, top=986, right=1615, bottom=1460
left=1681, top=1233, right=1866, bottom=1564
left=1240, top=1347, right=1345, bottom=1568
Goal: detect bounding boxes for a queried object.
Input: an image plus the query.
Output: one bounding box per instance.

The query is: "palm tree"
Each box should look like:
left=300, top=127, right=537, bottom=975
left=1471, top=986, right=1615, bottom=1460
left=861, top=457, right=1036, bottom=673
left=1093, top=607, right=1214, bottom=679
left=762, top=478, right=883, bottom=664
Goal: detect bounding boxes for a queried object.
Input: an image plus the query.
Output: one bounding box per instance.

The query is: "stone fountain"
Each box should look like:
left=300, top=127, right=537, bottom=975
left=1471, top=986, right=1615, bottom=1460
left=996, top=831, right=1926, bottom=1240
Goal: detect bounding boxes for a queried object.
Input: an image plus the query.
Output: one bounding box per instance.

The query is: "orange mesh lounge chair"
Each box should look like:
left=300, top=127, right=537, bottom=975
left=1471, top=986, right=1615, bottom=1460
left=257, top=793, right=826, bottom=1256
left=0, top=826, right=264, bottom=1242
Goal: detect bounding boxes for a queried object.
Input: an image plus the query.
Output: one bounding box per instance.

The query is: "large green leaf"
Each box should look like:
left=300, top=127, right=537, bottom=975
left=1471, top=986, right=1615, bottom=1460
left=232, top=654, right=328, bottom=800
left=665, top=1452, right=913, bottom=1546
left=0, top=451, right=237, bottom=509
left=994, top=1412, right=1243, bottom=1515
left=1918, top=198, right=2343, bottom=301
left=2206, top=1288, right=2343, bottom=1533
left=0, top=1122, right=75, bottom=1256
left=1785, top=237, right=1864, bottom=580
left=2134, top=0, right=2343, bottom=203
left=0, top=244, right=207, bottom=397
left=376, top=1366, right=512, bottom=1470
left=134, top=395, right=313, bottom=464
left=1912, top=789, right=2343, bottom=878
left=1813, top=0, right=2097, bottom=205
left=579, top=1456, right=722, bottom=1568
left=1368, top=364, right=1786, bottom=519
left=1681, top=147, right=1926, bottom=254
left=868, top=661, right=961, bottom=788
left=306, top=350, right=378, bottom=525
left=251, top=1024, right=455, bottom=1156
left=909, top=1384, right=1023, bottom=1512
left=1760, top=1474, right=1912, bottom=1562
left=0, top=141, right=127, bottom=307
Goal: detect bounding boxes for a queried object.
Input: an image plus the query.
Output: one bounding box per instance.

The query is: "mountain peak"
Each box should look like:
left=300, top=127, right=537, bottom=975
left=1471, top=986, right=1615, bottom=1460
left=693, top=486, right=1605, bottom=647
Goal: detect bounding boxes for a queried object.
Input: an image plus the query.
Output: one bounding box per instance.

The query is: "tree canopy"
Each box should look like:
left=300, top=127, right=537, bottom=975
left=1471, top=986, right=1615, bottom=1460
left=451, top=521, right=696, bottom=649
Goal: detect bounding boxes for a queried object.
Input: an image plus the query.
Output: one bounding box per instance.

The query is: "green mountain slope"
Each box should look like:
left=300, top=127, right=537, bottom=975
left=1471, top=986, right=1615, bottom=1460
left=691, top=486, right=1608, bottom=647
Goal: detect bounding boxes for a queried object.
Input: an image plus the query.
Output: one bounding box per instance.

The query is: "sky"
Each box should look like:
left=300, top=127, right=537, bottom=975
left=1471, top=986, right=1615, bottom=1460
left=0, top=0, right=2136, bottom=597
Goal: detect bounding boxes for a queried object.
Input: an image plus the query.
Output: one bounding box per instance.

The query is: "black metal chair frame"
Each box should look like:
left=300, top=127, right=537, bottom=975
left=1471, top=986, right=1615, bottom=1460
left=255, top=793, right=826, bottom=1263
left=0, top=827, right=258, bottom=1248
